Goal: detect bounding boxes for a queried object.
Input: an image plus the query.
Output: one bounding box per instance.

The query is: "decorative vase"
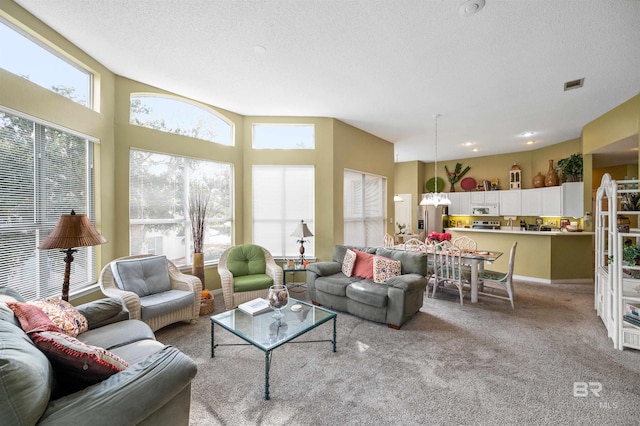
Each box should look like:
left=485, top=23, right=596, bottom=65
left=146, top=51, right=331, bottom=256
left=533, top=172, right=545, bottom=188
left=267, top=285, right=289, bottom=320
left=192, top=252, right=205, bottom=286
left=545, top=160, right=559, bottom=187
left=449, top=182, right=456, bottom=192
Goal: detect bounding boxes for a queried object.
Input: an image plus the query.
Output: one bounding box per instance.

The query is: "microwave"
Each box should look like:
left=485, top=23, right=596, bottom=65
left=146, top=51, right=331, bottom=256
left=471, top=204, right=499, bottom=216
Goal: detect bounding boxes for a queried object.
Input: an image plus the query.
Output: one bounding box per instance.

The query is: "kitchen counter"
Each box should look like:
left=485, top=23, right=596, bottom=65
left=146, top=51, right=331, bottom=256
left=446, top=228, right=593, bottom=283
left=446, top=227, right=594, bottom=236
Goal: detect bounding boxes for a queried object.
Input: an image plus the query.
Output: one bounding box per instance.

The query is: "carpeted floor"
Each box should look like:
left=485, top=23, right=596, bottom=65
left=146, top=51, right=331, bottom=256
left=155, top=281, right=640, bottom=425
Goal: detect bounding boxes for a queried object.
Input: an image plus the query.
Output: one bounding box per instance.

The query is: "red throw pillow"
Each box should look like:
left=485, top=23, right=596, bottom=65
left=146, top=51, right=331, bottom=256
left=352, top=250, right=375, bottom=280
left=30, top=331, right=129, bottom=396
left=6, top=301, right=61, bottom=334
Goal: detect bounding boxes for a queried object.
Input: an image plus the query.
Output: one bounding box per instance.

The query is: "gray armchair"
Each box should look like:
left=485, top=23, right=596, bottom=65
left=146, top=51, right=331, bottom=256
left=99, top=255, right=202, bottom=332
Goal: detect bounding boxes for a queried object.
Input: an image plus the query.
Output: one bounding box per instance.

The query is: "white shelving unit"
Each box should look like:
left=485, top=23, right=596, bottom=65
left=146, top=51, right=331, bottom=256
left=595, top=174, right=640, bottom=350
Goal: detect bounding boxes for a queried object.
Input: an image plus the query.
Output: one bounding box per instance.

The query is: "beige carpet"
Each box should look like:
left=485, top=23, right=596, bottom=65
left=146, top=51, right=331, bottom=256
left=155, top=282, right=639, bottom=425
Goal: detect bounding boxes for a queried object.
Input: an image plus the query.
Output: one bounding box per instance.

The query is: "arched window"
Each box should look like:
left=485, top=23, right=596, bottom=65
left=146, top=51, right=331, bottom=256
left=129, top=94, right=233, bottom=146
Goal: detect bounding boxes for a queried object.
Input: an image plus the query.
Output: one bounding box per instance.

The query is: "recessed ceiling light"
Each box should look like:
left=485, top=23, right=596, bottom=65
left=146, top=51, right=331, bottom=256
left=463, top=141, right=475, bottom=146
left=472, top=148, right=479, bottom=152
left=526, top=140, right=536, bottom=145
left=253, top=45, right=267, bottom=54
left=520, top=131, right=535, bottom=137
left=459, top=0, right=485, bottom=15
left=564, top=78, right=585, bottom=91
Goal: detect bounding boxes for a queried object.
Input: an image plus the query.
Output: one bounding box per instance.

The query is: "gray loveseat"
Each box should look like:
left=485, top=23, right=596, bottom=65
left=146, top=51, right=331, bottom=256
left=306, top=245, right=429, bottom=329
left=0, top=288, right=197, bottom=425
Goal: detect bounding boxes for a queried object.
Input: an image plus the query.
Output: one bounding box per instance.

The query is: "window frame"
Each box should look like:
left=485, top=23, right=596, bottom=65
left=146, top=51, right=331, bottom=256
left=0, top=18, right=94, bottom=109
left=252, top=123, right=315, bottom=150
left=0, top=106, right=99, bottom=301
left=343, top=169, right=387, bottom=247
left=128, top=148, right=234, bottom=266
left=252, top=165, right=315, bottom=258
left=129, top=93, right=235, bottom=146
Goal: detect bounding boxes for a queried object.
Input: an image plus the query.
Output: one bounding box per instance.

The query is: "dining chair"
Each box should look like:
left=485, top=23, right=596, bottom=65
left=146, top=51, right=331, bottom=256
left=404, top=238, right=426, bottom=252
left=477, top=241, right=518, bottom=309
left=383, top=233, right=395, bottom=248
left=431, top=242, right=465, bottom=305
left=453, top=235, right=477, bottom=253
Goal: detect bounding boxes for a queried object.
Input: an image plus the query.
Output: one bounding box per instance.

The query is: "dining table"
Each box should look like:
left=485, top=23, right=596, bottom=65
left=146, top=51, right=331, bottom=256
left=395, top=244, right=503, bottom=303
left=459, top=250, right=503, bottom=303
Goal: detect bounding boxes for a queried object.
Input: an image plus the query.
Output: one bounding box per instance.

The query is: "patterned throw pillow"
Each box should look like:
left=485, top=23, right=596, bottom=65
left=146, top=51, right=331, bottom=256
left=342, top=249, right=357, bottom=277
left=373, top=255, right=402, bottom=284
left=31, top=331, right=129, bottom=386
left=6, top=301, right=61, bottom=334
left=29, top=299, right=89, bottom=337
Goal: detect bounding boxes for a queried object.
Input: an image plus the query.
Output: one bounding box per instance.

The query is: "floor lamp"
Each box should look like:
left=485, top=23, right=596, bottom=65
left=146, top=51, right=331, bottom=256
left=290, top=220, right=314, bottom=265
left=38, top=210, right=107, bottom=301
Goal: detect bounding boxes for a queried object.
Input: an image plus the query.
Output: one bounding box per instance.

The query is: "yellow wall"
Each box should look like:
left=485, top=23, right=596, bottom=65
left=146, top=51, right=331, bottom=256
left=422, top=138, right=582, bottom=193
left=332, top=120, right=395, bottom=257
left=582, top=93, right=640, bottom=154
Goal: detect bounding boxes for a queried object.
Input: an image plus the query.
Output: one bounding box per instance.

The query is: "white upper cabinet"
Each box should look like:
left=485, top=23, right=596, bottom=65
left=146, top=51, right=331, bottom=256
left=470, top=191, right=499, bottom=204
left=562, top=182, right=584, bottom=217
left=448, top=192, right=471, bottom=215
left=499, top=190, right=522, bottom=216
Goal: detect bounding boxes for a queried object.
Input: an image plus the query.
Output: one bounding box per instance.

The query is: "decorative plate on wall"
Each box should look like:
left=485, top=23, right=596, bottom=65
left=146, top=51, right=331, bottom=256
left=426, top=177, right=445, bottom=192
left=460, top=177, right=477, bottom=191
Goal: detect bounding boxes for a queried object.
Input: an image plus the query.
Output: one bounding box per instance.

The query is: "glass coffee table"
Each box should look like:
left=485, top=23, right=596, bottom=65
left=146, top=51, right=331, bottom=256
left=210, top=298, right=336, bottom=400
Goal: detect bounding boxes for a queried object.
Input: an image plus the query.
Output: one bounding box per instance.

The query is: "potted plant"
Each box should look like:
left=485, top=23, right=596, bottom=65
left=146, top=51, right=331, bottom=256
left=556, top=153, right=583, bottom=182
left=622, top=244, right=640, bottom=265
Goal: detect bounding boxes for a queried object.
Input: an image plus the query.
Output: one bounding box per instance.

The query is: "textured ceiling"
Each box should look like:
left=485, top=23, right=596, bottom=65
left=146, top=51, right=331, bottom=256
left=13, top=0, right=640, bottom=162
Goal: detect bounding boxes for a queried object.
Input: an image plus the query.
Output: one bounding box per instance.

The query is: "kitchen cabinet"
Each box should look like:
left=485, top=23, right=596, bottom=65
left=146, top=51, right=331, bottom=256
left=499, top=190, right=522, bottom=216
left=521, top=188, right=542, bottom=216
left=447, top=192, right=471, bottom=216
left=541, top=186, right=562, bottom=216
left=470, top=191, right=499, bottom=204
left=562, top=182, right=584, bottom=218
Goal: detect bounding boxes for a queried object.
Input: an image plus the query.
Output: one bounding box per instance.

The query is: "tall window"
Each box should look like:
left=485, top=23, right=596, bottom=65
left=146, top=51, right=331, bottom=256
left=253, top=166, right=315, bottom=258
left=0, top=20, right=93, bottom=108
left=129, top=149, right=233, bottom=266
left=344, top=170, right=386, bottom=247
left=0, top=108, right=97, bottom=300
left=130, top=94, right=233, bottom=146
left=252, top=124, right=315, bottom=149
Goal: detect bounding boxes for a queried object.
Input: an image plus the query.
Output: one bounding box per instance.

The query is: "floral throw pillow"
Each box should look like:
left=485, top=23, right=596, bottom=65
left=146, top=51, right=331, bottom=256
left=373, top=256, right=402, bottom=284
left=342, top=249, right=357, bottom=277
left=29, top=299, right=88, bottom=337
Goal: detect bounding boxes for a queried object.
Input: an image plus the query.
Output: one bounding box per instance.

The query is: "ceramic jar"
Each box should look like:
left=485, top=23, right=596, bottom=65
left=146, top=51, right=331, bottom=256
left=533, top=172, right=545, bottom=188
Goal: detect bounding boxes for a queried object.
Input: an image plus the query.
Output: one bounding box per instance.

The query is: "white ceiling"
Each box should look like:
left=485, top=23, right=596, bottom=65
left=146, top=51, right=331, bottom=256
left=14, top=0, right=640, bottom=163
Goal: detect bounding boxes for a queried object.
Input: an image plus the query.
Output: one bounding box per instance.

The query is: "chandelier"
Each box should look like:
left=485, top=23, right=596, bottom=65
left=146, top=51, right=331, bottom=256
left=420, top=114, right=451, bottom=206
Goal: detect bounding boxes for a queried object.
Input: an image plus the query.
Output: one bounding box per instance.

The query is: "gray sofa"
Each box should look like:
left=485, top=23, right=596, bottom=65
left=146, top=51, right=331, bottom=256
left=306, top=245, right=429, bottom=329
left=0, top=288, right=197, bottom=425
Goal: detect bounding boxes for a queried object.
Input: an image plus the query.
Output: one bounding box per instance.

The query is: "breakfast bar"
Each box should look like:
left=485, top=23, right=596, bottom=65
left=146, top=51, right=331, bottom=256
left=446, top=228, right=594, bottom=283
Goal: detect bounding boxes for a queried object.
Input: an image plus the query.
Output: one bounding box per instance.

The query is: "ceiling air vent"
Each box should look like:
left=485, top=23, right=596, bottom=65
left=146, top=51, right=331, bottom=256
left=564, top=78, right=585, bottom=91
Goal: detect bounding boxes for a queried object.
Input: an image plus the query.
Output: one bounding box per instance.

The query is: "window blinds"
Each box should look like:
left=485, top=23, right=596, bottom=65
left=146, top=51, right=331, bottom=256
left=252, top=165, right=315, bottom=258
left=0, top=109, right=96, bottom=300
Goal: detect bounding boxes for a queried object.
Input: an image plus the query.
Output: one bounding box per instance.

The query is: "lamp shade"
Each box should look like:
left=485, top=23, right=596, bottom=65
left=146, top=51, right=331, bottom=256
left=38, top=210, right=107, bottom=250
left=393, top=194, right=404, bottom=202
left=290, top=220, right=314, bottom=238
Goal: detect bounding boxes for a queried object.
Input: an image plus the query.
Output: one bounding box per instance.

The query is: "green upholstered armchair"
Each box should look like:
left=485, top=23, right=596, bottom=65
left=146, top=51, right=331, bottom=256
left=218, top=244, right=283, bottom=310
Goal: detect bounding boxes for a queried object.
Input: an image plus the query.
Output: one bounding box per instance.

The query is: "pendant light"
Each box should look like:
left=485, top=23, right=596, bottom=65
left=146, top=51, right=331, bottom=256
left=420, top=114, right=451, bottom=206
